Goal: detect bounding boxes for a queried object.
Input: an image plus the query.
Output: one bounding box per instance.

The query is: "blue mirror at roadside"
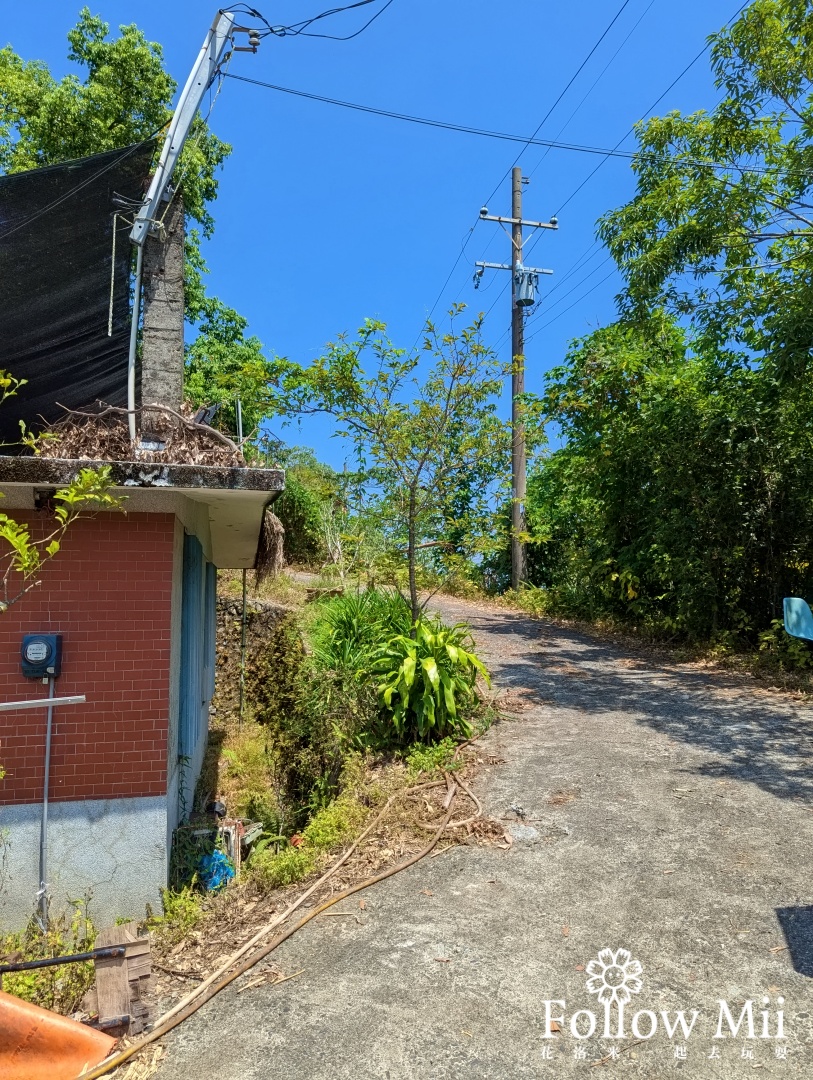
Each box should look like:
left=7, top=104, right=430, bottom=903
left=783, top=597, right=813, bottom=642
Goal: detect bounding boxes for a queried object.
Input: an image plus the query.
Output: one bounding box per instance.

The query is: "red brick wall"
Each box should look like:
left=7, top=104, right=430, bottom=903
left=0, top=512, right=175, bottom=805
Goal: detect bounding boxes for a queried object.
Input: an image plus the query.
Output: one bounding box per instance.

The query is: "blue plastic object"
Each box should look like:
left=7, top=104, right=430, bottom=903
left=198, top=850, right=235, bottom=892
left=783, top=597, right=813, bottom=642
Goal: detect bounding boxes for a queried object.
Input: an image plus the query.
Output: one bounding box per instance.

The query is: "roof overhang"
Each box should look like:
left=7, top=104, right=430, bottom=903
left=0, top=457, right=285, bottom=569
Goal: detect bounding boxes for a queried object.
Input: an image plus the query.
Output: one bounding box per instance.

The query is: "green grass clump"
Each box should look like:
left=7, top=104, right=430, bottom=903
left=147, top=885, right=205, bottom=947
left=249, top=763, right=373, bottom=890
left=405, top=737, right=461, bottom=776
left=302, top=789, right=368, bottom=849
left=308, top=588, right=411, bottom=673
left=252, top=846, right=318, bottom=888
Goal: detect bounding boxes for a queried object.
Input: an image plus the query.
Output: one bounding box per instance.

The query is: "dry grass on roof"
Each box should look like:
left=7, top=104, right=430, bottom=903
left=37, top=402, right=246, bottom=468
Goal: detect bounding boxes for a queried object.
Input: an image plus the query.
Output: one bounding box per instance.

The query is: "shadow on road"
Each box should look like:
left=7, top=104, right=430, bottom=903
left=776, top=907, right=813, bottom=977
left=435, top=599, right=813, bottom=808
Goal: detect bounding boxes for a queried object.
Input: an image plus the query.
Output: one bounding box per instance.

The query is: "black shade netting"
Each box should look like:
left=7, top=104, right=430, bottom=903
left=0, top=141, right=156, bottom=448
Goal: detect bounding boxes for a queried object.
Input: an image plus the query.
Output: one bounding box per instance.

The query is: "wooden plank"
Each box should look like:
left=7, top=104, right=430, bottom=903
left=94, top=927, right=130, bottom=1026
left=126, top=953, right=151, bottom=980
left=118, top=922, right=152, bottom=1035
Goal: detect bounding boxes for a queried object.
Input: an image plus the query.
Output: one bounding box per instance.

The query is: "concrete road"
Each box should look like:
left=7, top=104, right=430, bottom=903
left=154, top=599, right=813, bottom=1077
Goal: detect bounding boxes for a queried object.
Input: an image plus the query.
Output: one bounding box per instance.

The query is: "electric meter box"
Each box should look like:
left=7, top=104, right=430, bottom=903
left=21, top=634, right=62, bottom=678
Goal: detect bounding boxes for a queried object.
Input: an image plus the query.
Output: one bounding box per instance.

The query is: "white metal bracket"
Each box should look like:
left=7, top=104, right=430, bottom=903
left=130, top=11, right=237, bottom=247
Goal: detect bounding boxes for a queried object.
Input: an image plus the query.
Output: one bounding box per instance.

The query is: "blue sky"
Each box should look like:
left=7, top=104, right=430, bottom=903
left=4, top=1, right=737, bottom=465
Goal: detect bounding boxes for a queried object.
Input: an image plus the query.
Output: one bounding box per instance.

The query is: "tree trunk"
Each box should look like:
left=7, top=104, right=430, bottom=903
left=407, top=485, right=419, bottom=628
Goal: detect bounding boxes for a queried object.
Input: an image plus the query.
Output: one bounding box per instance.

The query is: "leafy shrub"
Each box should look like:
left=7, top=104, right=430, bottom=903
left=249, top=773, right=369, bottom=889
left=243, top=788, right=285, bottom=834
left=406, top=737, right=462, bottom=775
left=251, top=846, right=317, bottom=888
left=254, top=590, right=411, bottom=813
left=302, top=788, right=367, bottom=849
left=274, top=474, right=325, bottom=566
left=147, top=885, right=205, bottom=947
left=309, top=589, right=411, bottom=673
left=253, top=591, right=484, bottom=824
left=250, top=613, right=306, bottom=728
left=758, top=619, right=813, bottom=670
left=501, top=585, right=552, bottom=618
left=372, top=617, right=489, bottom=742
left=0, top=901, right=95, bottom=1014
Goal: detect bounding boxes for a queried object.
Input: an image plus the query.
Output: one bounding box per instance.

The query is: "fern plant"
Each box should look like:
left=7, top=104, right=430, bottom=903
left=371, top=617, right=489, bottom=741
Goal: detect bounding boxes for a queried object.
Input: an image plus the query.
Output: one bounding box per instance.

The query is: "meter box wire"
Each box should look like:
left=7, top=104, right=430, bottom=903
left=21, top=634, right=62, bottom=678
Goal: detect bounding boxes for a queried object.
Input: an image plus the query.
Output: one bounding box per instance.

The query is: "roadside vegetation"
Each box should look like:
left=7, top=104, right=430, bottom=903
left=0, top=900, right=96, bottom=1013
left=146, top=581, right=493, bottom=946
left=269, top=0, right=813, bottom=680
left=480, top=0, right=813, bottom=680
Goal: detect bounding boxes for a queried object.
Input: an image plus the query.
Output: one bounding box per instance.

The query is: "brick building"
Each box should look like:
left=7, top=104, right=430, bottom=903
left=0, top=461, right=283, bottom=931
left=0, top=143, right=285, bottom=931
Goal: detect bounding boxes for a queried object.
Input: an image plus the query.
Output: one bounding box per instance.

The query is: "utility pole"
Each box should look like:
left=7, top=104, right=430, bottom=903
left=510, top=168, right=526, bottom=589
left=475, top=169, right=558, bottom=590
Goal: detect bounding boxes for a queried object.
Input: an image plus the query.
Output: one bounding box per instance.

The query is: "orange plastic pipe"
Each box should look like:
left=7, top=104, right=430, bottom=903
left=0, top=988, right=116, bottom=1080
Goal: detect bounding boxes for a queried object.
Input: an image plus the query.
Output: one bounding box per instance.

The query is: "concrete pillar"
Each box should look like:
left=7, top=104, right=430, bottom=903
left=140, top=197, right=184, bottom=437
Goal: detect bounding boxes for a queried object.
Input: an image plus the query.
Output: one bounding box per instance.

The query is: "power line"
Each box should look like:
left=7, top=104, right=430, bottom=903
left=421, top=1, right=754, bottom=344
left=463, top=0, right=659, bottom=300
left=275, top=0, right=398, bottom=40
left=523, top=0, right=659, bottom=187
left=479, top=0, right=635, bottom=209
left=525, top=254, right=616, bottom=333
left=551, top=0, right=751, bottom=218
left=525, top=267, right=619, bottom=339
left=453, top=1, right=643, bottom=278
left=408, top=0, right=652, bottom=341
left=225, top=10, right=664, bottom=357
left=224, top=74, right=652, bottom=160
left=236, top=0, right=398, bottom=40
left=492, top=250, right=616, bottom=352
left=503, top=0, right=752, bottom=347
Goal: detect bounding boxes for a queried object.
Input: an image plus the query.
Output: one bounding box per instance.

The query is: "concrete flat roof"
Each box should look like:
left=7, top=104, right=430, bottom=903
left=0, top=456, right=285, bottom=569
left=0, top=456, right=284, bottom=493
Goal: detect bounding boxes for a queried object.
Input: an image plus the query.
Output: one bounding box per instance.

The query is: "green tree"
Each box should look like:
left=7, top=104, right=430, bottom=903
left=599, top=0, right=813, bottom=380
left=183, top=260, right=281, bottom=443
left=523, top=317, right=813, bottom=640
left=548, top=0, right=813, bottom=642
left=0, top=8, right=229, bottom=239
left=280, top=308, right=511, bottom=622
left=271, top=448, right=342, bottom=566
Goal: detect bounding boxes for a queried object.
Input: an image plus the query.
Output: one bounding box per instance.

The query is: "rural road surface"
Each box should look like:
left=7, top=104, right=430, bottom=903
left=154, top=597, right=813, bottom=1078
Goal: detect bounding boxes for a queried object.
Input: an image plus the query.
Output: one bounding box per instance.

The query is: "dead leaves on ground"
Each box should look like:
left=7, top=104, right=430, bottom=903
left=498, top=688, right=548, bottom=714
left=547, top=788, right=580, bottom=808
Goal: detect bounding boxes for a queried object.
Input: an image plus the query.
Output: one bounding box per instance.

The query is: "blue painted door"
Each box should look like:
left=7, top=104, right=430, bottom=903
left=178, top=536, right=217, bottom=812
